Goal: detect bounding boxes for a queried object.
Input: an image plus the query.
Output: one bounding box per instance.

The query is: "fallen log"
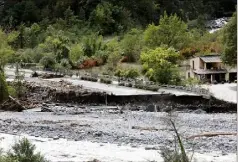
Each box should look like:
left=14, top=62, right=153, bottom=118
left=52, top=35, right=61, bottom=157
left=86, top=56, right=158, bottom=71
left=0, top=96, right=26, bottom=112
left=187, top=132, right=237, bottom=139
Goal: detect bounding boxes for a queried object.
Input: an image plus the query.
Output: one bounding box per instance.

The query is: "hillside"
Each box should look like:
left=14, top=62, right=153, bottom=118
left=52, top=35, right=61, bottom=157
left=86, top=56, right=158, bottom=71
left=0, top=0, right=237, bottom=85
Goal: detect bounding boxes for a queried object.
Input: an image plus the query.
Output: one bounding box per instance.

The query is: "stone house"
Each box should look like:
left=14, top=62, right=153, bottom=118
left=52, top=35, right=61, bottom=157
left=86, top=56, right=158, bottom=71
left=185, top=55, right=237, bottom=83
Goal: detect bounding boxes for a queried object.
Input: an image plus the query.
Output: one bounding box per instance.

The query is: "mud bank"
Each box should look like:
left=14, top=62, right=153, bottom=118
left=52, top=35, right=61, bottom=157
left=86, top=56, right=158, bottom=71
left=25, top=81, right=236, bottom=113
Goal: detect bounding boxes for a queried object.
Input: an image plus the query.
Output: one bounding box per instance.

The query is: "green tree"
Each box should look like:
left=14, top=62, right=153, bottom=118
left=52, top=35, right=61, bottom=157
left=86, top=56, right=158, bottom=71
left=120, top=28, right=144, bottom=62
left=141, top=47, right=180, bottom=84
left=105, top=38, right=122, bottom=71
left=40, top=55, right=56, bottom=69
left=82, top=33, right=105, bottom=57
left=39, top=30, right=70, bottom=63
left=144, top=12, right=190, bottom=50
left=221, top=12, right=237, bottom=66
left=0, top=72, right=9, bottom=104
left=69, top=44, right=84, bottom=63
left=24, top=23, right=41, bottom=48
left=0, top=29, right=15, bottom=70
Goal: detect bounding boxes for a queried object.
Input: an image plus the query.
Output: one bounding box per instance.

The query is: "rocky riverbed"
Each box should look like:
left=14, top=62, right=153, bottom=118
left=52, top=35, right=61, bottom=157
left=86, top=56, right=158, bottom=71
left=1, top=69, right=237, bottom=161
left=0, top=108, right=236, bottom=156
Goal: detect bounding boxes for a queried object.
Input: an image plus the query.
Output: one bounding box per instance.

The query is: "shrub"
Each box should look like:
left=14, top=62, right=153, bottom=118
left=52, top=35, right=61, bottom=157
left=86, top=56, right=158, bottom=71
left=182, top=78, right=201, bottom=86
left=144, top=85, right=159, bottom=92
left=115, top=68, right=140, bottom=79
left=114, top=69, right=125, bottom=77
left=5, top=138, right=48, bottom=162
left=80, top=76, right=98, bottom=82
left=40, top=55, right=56, bottom=69
left=7, top=86, right=17, bottom=97
left=134, top=83, right=159, bottom=91
left=100, top=78, right=112, bottom=84
left=125, top=68, right=140, bottom=79
left=118, top=82, right=125, bottom=86
left=134, top=83, right=145, bottom=89
left=125, top=82, right=133, bottom=87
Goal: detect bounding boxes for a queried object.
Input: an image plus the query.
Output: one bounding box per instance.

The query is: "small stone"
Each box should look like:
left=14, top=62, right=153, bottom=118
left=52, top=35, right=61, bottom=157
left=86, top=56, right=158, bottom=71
left=53, top=136, right=59, bottom=140
left=93, top=132, right=103, bottom=137
left=145, top=146, right=159, bottom=150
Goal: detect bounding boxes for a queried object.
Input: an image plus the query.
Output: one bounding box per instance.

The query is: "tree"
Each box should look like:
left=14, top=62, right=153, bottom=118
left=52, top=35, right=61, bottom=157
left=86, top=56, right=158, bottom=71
left=24, top=23, right=41, bottom=48
left=120, top=28, right=144, bottom=62
left=40, top=55, right=56, bottom=69
left=0, top=72, right=9, bottom=104
left=144, top=12, right=190, bottom=50
left=0, top=29, right=15, bottom=71
left=221, top=12, right=237, bottom=66
left=39, top=29, right=70, bottom=63
left=69, top=43, right=84, bottom=63
left=105, top=38, right=122, bottom=71
left=81, top=33, right=105, bottom=57
left=140, top=47, right=180, bottom=84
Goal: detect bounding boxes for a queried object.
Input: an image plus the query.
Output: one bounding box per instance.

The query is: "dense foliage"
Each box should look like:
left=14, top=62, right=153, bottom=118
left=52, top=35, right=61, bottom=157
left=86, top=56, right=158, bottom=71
left=221, top=12, right=237, bottom=66
left=0, top=0, right=236, bottom=84
left=0, top=0, right=236, bottom=29
left=0, top=72, right=9, bottom=103
left=141, top=47, right=180, bottom=84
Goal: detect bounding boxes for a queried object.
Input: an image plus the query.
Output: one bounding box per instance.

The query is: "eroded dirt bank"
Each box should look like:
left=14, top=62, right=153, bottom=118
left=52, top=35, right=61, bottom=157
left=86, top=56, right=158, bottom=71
left=22, top=80, right=236, bottom=113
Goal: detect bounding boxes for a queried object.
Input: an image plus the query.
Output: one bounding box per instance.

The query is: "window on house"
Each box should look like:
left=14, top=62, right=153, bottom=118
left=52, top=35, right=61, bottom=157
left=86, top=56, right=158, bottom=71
left=188, top=72, right=190, bottom=78
left=192, top=61, right=195, bottom=69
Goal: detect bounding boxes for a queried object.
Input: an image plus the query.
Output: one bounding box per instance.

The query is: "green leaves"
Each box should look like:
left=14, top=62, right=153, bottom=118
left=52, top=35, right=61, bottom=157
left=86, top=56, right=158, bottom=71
left=144, top=12, right=190, bottom=50
left=120, top=28, right=144, bottom=62
left=141, top=47, right=180, bottom=84
left=0, top=29, right=15, bottom=69
left=0, top=72, right=9, bottom=103
left=7, top=138, right=48, bottom=162
left=221, top=12, right=237, bottom=66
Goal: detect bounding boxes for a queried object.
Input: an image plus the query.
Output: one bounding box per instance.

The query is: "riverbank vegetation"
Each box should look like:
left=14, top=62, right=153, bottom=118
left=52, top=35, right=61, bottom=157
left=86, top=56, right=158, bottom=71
left=0, top=0, right=236, bottom=86
left=0, top=138, right=48, bottom=162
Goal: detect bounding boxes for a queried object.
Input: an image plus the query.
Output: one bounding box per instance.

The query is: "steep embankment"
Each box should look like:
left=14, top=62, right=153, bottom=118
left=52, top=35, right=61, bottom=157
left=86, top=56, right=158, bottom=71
left=22, top=79, right=236, bottom=113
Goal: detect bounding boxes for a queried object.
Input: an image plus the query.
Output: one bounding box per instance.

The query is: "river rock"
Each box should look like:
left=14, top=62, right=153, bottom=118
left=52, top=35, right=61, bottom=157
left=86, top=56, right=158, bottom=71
left=145, top=104, right=156, bottom=112
left=41, top=107, right=53, bottom=112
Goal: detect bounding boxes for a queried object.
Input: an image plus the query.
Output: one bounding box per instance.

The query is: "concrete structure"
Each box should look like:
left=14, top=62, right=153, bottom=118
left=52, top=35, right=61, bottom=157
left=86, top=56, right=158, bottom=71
left=186, top=55, right=237, bottom=83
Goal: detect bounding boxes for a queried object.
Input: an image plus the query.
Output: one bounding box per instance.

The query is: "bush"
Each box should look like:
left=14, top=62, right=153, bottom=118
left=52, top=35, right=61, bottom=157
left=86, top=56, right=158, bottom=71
left=134, top=83, right=145, bottom=89
left=134, top=83, right=159, bottom=92
left=1, top=138, right=48, bottom=162
left=118, top=82, right=125, bottom=86
left=125, top=82, right=133, bottom=87
left=40, top=55, right=56, bottom=69
left=146, top=85, right=159, bottom=91
left=80, top=76, right=98, bottom=82
left=114, top=68, right=140, bottom=79
left=125, top=68, right=140, bottom=79
left=7, top=86, right=17, bottom=97
left=100, top=78, right=112, bottom=84
left=182, top=78, right=201, bottom=86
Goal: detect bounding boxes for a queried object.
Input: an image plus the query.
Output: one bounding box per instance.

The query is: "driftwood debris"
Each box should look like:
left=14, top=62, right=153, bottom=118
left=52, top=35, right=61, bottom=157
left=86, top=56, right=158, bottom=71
left=0, top=96, right=26, bottom=112
left=187, top=132, right=237, bottom=139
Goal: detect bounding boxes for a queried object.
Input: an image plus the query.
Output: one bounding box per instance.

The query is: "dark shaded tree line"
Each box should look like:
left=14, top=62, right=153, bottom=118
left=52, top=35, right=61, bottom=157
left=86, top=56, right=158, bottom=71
left=0, top=0, right=236, bottom=34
